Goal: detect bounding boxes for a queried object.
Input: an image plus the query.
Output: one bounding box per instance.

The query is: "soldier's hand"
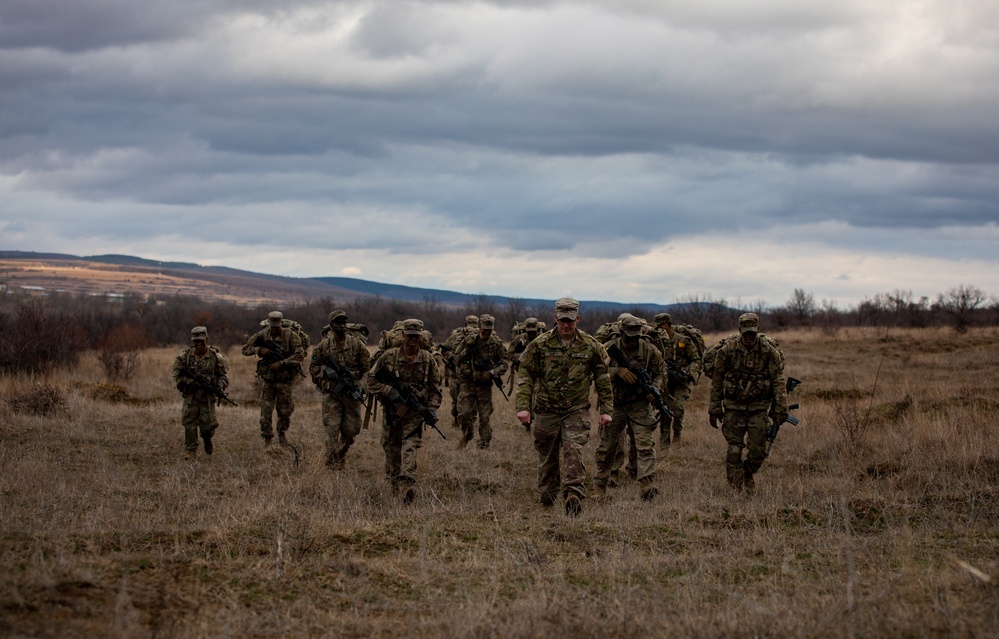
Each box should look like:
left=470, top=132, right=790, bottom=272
left=646, top=394, right=657, bottom=405
left=477, top=371, right=492, bottom=382
left=598, top=413, right=613, bottom=426
left=386, top=388, right=402, bottom=404
left=516, top=410, right=532, bottom=425
left=709, top=414, right=720, bottom=429
left=617, top=369, right=638, bottom=384
left=774, top=412, right=788, bottom=425
left=258, top=347, right=272, bottom=357
left=268, top=362, right=283, bottom=371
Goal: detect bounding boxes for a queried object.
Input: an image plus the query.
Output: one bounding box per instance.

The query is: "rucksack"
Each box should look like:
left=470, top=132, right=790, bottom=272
left=674, top=324, right=705, bottom=358
left=702, top=333, right=783, bottom=379
left=259, top=318, right=311, bottom=352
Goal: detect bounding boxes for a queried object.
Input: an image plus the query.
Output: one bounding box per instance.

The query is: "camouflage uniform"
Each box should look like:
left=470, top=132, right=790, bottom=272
left=454, top=314, right=509, bottom=448
left=709, top=313, right=787, bottom=491
left=442, top=316, right=479, bottom=421
left=652, top=313, right=703, bottom=446
left=516, top=298, right=613, bottom=506
left=595, top=319, right=665, bottom=499
left=506, top=317, right=541, bottom=372
left=171, top=326, right=229, bottom=457
left=366, top=319, right=443, bottom=493
left=309, top=310, right=371, bottom=467
left=241, top=311, right=306, bottom=444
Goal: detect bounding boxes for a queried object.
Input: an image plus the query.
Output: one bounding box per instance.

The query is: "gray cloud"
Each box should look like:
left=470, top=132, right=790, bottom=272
left=2, top=0, right=998, bottom=304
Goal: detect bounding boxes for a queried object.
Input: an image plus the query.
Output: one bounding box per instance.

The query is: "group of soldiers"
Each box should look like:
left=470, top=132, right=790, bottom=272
left=170, top=298, right=790, bottom=514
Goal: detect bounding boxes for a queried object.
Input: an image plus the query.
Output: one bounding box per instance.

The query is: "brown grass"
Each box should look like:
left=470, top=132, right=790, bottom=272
left=1, top=327, right=997, bottom=638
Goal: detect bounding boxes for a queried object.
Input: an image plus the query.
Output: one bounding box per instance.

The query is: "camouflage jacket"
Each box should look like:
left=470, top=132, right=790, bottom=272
left=455, top=333, right=509, bottom=385
left=516, top=329, right=613, bottom=416
left=709, top=335, right=787, bottom=414
left=506, top=332, right=538, bottom=370
left=171, top=346, right=229, bottom=401
left=605, top=336, right=665, bottom=406
left=241, top=327, right=305, bottom=383
left=309, top=332, right=371, bottom=395
left=366, top=347, right=443, bottom=419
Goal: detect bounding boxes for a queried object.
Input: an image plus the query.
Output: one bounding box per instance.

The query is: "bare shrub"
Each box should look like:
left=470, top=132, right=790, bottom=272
left=95, top=323, right=151, bottom=381
left=0, top=299, right=88, bottom=374
left=3, top=383, right=68, bottom=416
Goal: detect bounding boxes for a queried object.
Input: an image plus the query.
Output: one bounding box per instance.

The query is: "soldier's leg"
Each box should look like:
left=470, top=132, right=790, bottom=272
left=631, top=405, right=658, bottom=485
left=259, top=382, right=277, bottom=442
left=449, top=380, right=460, bottom=421
left=456, top=386, right=476, bottom=445
left=182, top=399, right=199, bottom=453
left=721, top=409, right=749, bottom=489
left=594, top=412, right=626, bottom=490
left=626, top=423, right=638, bottom=479
left=398, top=418, right=424, bottom=486
left=337, top=398, right=364, bottom=461
left=321, top=393, right=342, bottom=465
left=532, top=413, right=563, bottom=505
left=381, top=416, right=402, bottom=483
left=200, top=400, right=218, bottom=455
left=743, top=410, right=770, bottom=491
left=275, top=382, right=295, bottom=442
left=662, top=382, right=680, bottom=448
left=609, top=426, right=627, bottom=476
left=671, top=384, right=691, bottom=440
left=560, top=410, right=591, bottom=500
left=477, top=386, right=494, bottom=448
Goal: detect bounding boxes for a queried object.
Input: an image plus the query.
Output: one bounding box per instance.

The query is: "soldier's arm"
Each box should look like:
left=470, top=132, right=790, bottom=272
left=426, top=357, right=443, bottom=408
left=240, top=331, right=262, bottom=357
left=364, top=355, right=392, bottom=397
left=287, top=332, right=305, bottom=363
left=592, top=342, right=614, bottom=416
left=514, top=341, right=539, bottom=412
left=769, top=348, right=788, bottom=416
left=490, top=339, right=509, bottom=376
left=216, top=353, right=230, bottom=391
left=170, top=354, right=185, bottom=384
left=709, top=350, right=725, bottom=415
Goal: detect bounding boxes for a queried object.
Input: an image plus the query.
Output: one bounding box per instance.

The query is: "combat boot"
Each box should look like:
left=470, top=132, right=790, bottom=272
left=202, top=433, right=213, bottom=456
left=640, top=479, right=658, bottom=501
left=564, top=493, right=582, bottom=517
left=592, top=483, right=607, bottom=499
left=185, top=449, right=197, bottom=460
left=402, top=486, right=416, bottom=504
left=672, top=430, right=681, bottom=444
left=278, top=432, right=288, bottom=446
left=263, top=436, right=273, bottom=448
left=743, top=473, right=757, bottom=495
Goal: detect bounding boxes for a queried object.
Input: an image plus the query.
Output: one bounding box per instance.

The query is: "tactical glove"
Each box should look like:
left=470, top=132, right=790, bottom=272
left=386, top=388, right=403, bottom=404
left=477, top=371, right=492, bottom=382
left=774, top=412, right=789, bottom=425
left=617, top=369, right=638, bottom=385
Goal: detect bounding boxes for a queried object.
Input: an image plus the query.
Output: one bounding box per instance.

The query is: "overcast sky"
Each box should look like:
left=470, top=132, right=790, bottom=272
left=2, top=0, right=998, bottom=308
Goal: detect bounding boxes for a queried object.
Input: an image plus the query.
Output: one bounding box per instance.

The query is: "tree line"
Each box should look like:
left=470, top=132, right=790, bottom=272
left=1, top=284, right=996, bottom=376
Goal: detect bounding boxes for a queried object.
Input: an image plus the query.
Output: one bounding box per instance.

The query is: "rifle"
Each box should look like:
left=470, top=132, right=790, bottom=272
left=373, top=365, right=447, bottom=440
left=255, top=334, right=307, bottom=379
left=319, top=355, right=365, bottom=401
left=665, top=361, right=691, bottom=386
left=463, top=340, right=510, bottom=400
left=765, top=376, right=803, bottom=455
left=179, top=364, right=237, bottom=406
left=606, top=343, right=674, bottom=424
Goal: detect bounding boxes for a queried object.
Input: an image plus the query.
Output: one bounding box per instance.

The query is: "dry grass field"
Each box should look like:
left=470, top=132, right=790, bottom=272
left=1, top=327, right=997, bottom=638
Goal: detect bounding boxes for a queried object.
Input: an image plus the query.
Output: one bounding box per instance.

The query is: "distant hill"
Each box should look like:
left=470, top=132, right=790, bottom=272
left=0, top=250, right=704, bottom=315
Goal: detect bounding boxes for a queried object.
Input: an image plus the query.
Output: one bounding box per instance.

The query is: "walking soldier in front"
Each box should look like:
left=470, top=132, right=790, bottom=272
left=708, top=313, right=787, bottom=494
left=309, top=310, right=371, bottom=469
left=171, top=326, right=229, bottom=459
left=454, top=313, right=509, bottom=449
left=366, top=319, right=443, bottom=504
left=241, top=311, right=306, bottom=447
left=595, top=315, right=666, bottom=501
left=442, top=315, right=479, bottom=423
left=516, top=297, right=613, bottom=517
left=652, top=312, right=702, bottom=447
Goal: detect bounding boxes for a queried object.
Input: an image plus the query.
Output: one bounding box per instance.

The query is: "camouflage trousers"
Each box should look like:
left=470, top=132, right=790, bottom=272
left=457, top=382, right=494, bottom=447
left=382, top=413, right=424, bottom=487
left=664, top=380, right=691, bottom=440
left=449, top=378, right=461, bottom=420
left=181, top=396, right=218, bottom=452
left=533, top=410, right=591, bottom=502
left=596, top=402, right=657, bottom=486
left=259, top=381, right=294, bottom=440
left=322, top=393, right=363, bottom=464
left=721, top=408, right=769, bottom=487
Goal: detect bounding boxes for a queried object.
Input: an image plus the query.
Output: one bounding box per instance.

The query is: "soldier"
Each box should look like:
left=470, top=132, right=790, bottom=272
left=454, top=313, right=509, bottom=449
left=516, top=297, right=613, bottom=517
left=507, top=317, right=541, bottom=373
left=366, top=319, right=442, bottom=503
left=442, top=315, right=479, bottom=422
left=652, top=312, right=703, bottom=447
left=171, top=326, right=229, bottom=459
left=241, top=310, right=306, bottom=447
left=708, top=313, right=787, bottom=494
left=309, top=310, right=371, bottom=469
left=595, top=315, right=666, bottom=501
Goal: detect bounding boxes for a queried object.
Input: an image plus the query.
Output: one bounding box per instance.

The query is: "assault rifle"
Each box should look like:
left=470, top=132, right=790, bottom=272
left=319, top=356, right=364, bottom=401
left=765, top=376, right=803, bottom=456
left=606, top=343, right=674, bottom=424
left=373, top=365, right=447, bottom=440
left=463, top=340, right=510, bottom=400
left=666, top=361, right=691, bottom=386
left=254, top=334, right=307, bottom=379
left=178, top=364, right=237, bottom=406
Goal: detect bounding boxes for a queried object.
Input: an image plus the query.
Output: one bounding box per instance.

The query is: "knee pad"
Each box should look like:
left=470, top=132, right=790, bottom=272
left=726, top=444, right=744, bottom=466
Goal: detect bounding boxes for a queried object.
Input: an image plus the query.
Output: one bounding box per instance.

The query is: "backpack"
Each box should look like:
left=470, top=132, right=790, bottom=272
left=702, top=333, right=783, bottom=379
left=674, top=324, right=705, bottom=358
left=258, top=318, right=311, bottom=352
